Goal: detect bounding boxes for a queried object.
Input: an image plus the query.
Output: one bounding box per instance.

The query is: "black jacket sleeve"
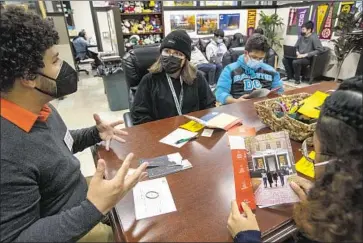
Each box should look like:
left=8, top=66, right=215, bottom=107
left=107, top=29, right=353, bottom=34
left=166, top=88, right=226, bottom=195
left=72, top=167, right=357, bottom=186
left=131, top=73, right=154, bottom=125
left=197, top=71, right=216, bottom=109
left=70, top=126, right=102, bottom=154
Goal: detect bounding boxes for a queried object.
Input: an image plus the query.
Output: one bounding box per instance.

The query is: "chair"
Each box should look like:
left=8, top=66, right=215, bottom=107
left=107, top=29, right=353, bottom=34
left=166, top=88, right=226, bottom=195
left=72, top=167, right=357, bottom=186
left=303, top=47, right=330, bottom=84
left=122, top=45, right=161, bottom=127
left=70, top=40, right=94, bottom=75
left=222, top=47, right=245, bottom=68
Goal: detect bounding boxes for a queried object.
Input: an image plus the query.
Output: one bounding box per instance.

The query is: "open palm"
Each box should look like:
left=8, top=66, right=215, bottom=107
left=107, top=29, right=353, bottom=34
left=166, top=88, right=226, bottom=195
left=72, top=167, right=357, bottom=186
left=94, top=114, right=128, bottom=151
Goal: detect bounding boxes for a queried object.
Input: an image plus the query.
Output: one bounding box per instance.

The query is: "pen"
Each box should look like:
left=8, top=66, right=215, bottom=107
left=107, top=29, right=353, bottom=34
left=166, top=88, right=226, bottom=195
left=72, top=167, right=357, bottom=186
left=175, top=135, right=199, bottom=145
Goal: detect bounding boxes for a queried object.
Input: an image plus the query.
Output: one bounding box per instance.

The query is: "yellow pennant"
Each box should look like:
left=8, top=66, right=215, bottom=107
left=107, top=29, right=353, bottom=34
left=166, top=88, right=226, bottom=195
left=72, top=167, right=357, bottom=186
left=317, top=4, right=329, bottom=34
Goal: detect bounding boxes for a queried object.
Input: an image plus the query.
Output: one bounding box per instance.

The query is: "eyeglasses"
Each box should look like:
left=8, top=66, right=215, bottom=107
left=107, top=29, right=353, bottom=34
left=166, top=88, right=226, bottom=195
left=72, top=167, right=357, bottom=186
left=162, top=49, right=185, bottom=59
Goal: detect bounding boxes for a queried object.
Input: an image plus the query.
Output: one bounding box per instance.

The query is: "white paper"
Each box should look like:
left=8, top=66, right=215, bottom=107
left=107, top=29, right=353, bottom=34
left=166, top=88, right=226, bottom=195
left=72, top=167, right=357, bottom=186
left=159, top=128, right=198, bottom=148
left=182, top=159, right=192, bottom=170
left=133, top=177, right=176, bottom=220
left=167, top=153, right=183, bottom=165
left=201, top=128, right=214, bottom=137
left=228, top=136, right=246, bottom=150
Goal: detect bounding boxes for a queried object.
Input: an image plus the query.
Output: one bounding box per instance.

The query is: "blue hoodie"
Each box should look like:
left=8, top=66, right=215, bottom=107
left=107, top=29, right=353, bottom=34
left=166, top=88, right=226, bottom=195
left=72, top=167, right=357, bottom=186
left=216, top=55, right=283, bottom=104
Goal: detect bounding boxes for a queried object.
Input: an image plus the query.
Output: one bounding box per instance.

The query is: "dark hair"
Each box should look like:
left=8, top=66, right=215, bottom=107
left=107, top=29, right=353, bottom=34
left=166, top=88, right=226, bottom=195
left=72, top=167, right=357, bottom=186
left=78, top=29, right=86, bottom=38
left=254, top=28, right=264, bottom=35
left=302, top=21, right=314, bottom=31
left=0, top=6, right=59, bottom=92
left=230, top=33, right=245, bottom=48
left=245, top=34, right=269, bottom=53
left=214, top=29, right=224, bottom=38
left=294, top=76, right=363, bottom=242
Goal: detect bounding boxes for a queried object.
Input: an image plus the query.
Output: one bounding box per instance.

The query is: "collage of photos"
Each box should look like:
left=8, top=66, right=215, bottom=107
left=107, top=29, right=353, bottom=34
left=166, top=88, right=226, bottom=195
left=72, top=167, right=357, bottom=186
left=169, top=12, right=240, bottom=35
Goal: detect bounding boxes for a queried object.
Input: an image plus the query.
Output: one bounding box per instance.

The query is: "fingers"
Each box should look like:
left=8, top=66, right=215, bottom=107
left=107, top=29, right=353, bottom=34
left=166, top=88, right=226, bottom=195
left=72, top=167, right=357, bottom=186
left=114, top=153, right=134, bottom=185
left=93, top=159, right=106, bottom=182
left=241, top=202, right=254, bottom=218
left=139, top=172, right=148, bottom=181
left=124, top=162, right=149, bottom=190
left=290, top=181, right=307, bottom=201
left=110, top=120, right=124, bottom=127
left=231, top=200, right=241, bottom=216
left=105, top=139, right=111, bottom=151
left=113, top=135, right=126, bottom=143
left=93, top=113, right=102, bottom=125
left=114, top=129, right=128, bottom=137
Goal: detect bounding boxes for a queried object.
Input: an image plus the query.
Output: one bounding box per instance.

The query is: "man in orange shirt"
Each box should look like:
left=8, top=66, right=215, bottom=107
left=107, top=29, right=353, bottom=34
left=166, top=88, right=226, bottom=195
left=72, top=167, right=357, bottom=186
left=0, top=6, right=147, bottom=242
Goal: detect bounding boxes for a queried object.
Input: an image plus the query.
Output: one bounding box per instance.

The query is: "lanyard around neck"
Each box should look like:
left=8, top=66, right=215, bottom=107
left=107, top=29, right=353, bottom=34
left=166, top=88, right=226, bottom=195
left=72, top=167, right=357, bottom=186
left=166, top=74, right=183, bottom=116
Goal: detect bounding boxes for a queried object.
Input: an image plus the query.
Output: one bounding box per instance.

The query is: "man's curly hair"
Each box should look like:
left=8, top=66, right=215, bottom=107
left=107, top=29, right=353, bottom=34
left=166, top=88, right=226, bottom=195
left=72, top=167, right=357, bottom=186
left=0, top=6, right=59, bottom=92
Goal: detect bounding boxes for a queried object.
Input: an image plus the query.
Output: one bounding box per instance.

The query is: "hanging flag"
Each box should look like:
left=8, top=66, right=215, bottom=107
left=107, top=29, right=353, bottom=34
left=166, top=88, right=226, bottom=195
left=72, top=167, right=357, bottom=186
left=247, top=9, right=257, bottom=37
left=317, top=4, right=329, bottom=35
left=320, top=3, right=334, bottom=40
left=297, top=8, right=310, bottom=34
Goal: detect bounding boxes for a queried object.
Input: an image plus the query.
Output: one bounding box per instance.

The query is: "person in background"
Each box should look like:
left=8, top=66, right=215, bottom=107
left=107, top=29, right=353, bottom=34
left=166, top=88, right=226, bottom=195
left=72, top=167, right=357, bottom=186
left=206, top=29, right=228, bottom=64
left=253, top=28, right=278, bottom=69
left=215, top=34, right=283, bottom=105
left=227, top=76, right=363, bottom=243
left=266, top=171, right=273, bottom=188
left=190, top=44, right=221, bottom=86
left=261, top=170, right=267, bottom=188
left=72, top=29, right=90, bottom=60
left=272, top=171, right=278, bottom=187
left=131, top=30, right=216, bottom=125
left=230, top=33, right=245, bottom=48
left=278, top=170, right=285, bottom=186
left=282, top=21, right=324, bottom=84
left=0, top=7, right=148, bottom=242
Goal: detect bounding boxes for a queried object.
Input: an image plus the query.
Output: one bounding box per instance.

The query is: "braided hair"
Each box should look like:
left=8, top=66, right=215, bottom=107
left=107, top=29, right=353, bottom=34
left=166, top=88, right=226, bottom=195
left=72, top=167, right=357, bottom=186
left=294, top=76, right=363, bottom=242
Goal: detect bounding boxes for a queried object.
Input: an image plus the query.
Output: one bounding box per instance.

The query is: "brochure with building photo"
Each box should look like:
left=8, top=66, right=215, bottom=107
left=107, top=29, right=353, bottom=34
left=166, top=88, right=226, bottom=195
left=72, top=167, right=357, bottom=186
left=244, top=131, right=300, bottom=207
left=229, top=131, right=300, bottom=210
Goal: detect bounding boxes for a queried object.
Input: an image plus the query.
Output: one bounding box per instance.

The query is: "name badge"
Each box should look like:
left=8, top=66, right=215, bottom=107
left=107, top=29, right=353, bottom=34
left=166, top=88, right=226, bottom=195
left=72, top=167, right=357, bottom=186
left=64, top=130, right=74, bottom=151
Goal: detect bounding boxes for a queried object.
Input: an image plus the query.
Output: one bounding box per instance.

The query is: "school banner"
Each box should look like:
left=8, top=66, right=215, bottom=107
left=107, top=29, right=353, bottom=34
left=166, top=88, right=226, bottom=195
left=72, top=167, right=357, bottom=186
left=320, top=3, right=334, bottom=40
left=247, top=9, right=257, bottom=37
left=311, top=2, right=340, bottom=39
left=286, top=7, right=310, bottom=36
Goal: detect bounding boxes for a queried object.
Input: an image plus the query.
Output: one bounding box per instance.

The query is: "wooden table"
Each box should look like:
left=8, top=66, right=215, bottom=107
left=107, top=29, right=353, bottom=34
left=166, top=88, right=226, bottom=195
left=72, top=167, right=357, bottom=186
left=96, top=82, right=338, bottom=242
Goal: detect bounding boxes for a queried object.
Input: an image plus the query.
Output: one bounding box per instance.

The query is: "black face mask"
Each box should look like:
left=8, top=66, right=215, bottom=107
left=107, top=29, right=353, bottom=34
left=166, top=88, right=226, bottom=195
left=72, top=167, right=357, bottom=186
left=301, top=32, right=307, bottom=37
left=36, top=61, right=78, bottom=98
left=161, top=55, right=183, bottom=74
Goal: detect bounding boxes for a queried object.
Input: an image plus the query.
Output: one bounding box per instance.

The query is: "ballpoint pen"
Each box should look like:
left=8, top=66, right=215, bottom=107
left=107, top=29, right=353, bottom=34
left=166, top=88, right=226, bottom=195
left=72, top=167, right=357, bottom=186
left=175, top=135, right=199, bottom=145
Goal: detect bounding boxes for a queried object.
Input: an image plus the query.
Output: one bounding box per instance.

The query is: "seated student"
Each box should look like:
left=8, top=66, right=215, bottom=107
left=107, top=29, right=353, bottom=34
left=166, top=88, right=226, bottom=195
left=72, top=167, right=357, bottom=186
left=206, top=29, right=228, bottom=64
left=227, top=76, right=363, bottom=243
left=190, top=44, right=222, bottom=86
left=282, top=21, right=324, bottom=84
left=0, top=6, right=148, bottom=242
left=73, top=29, right=90, bottom=60
left=216, top=34, right=283, bottom=105
left=230, top=33, right=245, bottom=48
left=131, top=30, right=216, bottom=125
left=253, top=28, right=278, bottom=68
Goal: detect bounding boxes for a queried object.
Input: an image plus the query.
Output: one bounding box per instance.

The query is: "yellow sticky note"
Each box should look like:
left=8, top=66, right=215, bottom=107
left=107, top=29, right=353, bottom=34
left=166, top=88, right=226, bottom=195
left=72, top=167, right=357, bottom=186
left=295, top=151, right=316, bottom=178
left=180, top=121, right=204, bottom=132
left=298, top=91, right=329, bottom=118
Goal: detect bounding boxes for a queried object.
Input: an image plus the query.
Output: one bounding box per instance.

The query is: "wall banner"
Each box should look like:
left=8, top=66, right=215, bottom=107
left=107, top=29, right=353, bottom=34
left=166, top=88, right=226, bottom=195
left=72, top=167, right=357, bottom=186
left=247, top=9, right=257, bottom=37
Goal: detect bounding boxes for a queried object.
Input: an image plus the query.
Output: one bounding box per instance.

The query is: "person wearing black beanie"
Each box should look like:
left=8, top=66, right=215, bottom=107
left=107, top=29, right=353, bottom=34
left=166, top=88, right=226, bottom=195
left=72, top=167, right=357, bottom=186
left=131, top=30, right=216, bottom=125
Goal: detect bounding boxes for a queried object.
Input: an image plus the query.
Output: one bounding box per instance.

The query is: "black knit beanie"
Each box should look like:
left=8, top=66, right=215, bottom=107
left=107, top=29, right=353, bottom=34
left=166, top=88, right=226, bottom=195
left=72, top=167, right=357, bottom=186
left=160, top=30, right=192, bottom=60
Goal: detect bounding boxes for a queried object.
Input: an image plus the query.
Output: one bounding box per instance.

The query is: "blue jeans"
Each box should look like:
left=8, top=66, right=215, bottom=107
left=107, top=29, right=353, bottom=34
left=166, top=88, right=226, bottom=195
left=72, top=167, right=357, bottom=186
left=197, top=63, right=216, bottom=85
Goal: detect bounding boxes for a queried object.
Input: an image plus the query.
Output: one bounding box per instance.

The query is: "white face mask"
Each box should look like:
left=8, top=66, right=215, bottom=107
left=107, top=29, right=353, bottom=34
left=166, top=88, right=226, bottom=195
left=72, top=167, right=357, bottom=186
left=216, top=38, right=224, bottom=44
left=246, top=54, right=263, bottom=69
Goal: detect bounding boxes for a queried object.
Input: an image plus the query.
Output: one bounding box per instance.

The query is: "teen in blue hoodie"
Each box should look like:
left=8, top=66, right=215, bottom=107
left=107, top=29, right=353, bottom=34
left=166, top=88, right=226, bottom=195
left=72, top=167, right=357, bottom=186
left=216, top=34, right=283, bottom=105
